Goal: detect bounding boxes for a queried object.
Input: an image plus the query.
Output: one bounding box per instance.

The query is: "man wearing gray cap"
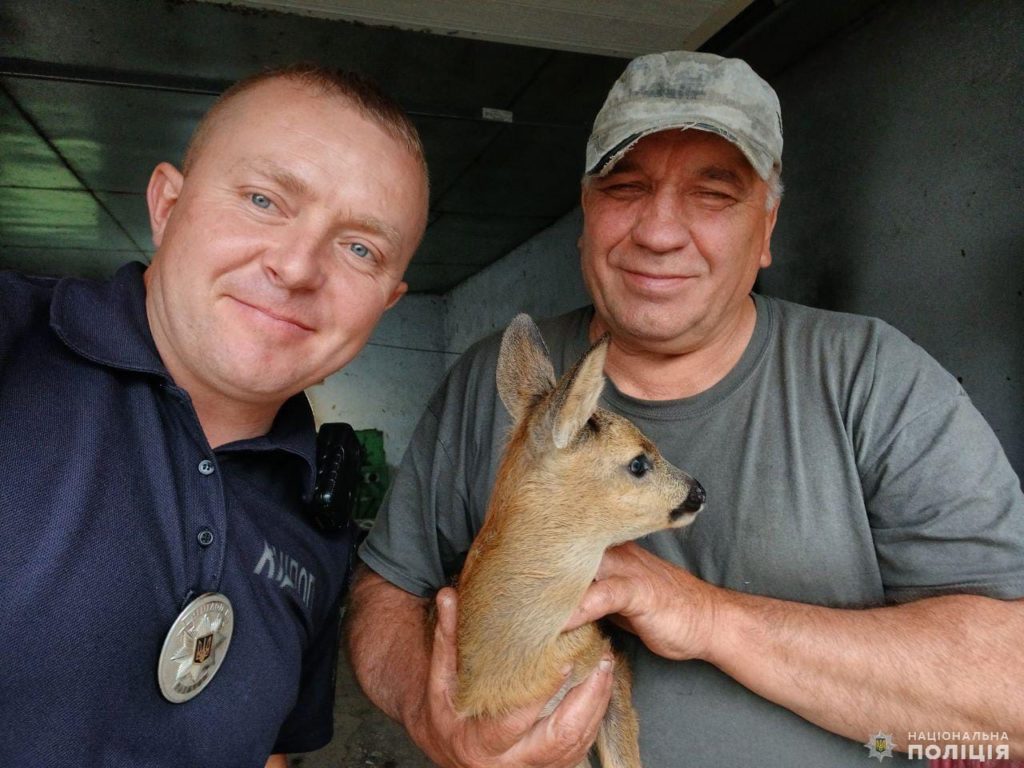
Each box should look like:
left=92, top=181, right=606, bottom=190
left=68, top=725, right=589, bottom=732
left=347, top=51, right=1024, bottom=766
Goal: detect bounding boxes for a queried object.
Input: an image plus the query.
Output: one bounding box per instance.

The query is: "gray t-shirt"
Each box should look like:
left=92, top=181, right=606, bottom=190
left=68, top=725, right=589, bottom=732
left=361, top=295, right=1024, bottom=767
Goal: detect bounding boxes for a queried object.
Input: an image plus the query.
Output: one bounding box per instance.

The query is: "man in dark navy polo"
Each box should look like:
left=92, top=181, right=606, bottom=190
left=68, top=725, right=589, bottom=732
left=0, top=64, right=428, bottom=767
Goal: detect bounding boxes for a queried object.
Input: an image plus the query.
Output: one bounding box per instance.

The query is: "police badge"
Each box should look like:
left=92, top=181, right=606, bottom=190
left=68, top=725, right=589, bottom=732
left=157, top=593, right=234, bottom=703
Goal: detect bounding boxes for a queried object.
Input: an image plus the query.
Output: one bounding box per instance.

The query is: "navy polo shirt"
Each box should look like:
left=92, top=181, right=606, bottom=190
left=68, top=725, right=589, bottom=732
left=0, top=263, right=354, bottom=767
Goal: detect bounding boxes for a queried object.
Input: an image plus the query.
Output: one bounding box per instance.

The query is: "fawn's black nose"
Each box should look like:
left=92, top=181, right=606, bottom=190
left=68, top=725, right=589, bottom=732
left=670, top=480, right=706, bottom=521
left=682, top=481, right=705, bottom=512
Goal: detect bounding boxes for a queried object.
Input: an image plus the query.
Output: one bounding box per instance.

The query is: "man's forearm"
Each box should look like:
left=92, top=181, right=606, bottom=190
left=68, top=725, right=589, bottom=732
left=345, top=565, right=433, bottom=726
left=579, top=544, right=1024, bottom=756
left=706, top=590, right=1024, bottom=754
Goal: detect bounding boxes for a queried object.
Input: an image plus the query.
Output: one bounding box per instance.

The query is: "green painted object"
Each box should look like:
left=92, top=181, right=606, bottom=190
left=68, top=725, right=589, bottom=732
left=353, top=429, right=389, bottom=523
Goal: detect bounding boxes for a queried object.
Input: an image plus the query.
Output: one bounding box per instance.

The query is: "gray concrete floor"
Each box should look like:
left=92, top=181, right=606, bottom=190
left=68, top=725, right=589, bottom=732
left=290, top=645, right=437, bottom=768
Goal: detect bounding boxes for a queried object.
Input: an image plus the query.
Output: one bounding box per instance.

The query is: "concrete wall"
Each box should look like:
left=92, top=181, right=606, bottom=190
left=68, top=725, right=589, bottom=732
left=445, top=209, right=589, bottom=354
left=760, top=0, right=1023, bottom=472
left=307, top=294, right=453, bottom=466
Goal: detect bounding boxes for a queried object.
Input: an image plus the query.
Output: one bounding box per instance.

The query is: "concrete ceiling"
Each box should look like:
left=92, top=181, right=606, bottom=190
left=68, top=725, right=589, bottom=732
left=0, top=0, right=759, bottom=293
left=199, top=0, right=755, bottom=58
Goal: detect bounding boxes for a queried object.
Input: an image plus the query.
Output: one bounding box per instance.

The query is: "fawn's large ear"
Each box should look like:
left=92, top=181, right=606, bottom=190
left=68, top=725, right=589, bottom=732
left=549, top=334, right=609, bottom=449
left=496, top=314, right=556, bottom=424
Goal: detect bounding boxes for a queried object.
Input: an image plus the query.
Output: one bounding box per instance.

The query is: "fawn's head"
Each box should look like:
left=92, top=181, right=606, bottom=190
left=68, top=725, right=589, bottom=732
left=495, top=314, right=705, bottom=545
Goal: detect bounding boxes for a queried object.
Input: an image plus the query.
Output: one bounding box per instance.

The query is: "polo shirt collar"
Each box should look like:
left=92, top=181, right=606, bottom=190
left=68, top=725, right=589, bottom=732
left=51, top=261, right=166, bottom=378
left=49, top=261, right=317, bottom=494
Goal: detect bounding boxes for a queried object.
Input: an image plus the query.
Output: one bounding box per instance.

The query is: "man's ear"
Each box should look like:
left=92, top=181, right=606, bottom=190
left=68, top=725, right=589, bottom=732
left=146, top=162, right=184, bottom=249
left=760, top=200, right=780, bottom=268
left=384, top=281, right=408, bottom=311
left=579, top=178, right=592, bottom=214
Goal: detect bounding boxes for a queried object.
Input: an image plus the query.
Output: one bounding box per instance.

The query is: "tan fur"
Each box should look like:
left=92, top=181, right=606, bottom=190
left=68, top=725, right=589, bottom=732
left=456, top=314, right=705, bottom=768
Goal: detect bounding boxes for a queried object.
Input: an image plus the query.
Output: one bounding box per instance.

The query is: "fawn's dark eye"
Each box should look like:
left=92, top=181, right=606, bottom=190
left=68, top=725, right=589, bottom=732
left=628, top=454, right=651, bottom=478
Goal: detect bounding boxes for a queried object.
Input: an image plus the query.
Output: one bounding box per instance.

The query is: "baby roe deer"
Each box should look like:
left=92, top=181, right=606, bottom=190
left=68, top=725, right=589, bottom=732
left=455, top=314, right=706, bottom=768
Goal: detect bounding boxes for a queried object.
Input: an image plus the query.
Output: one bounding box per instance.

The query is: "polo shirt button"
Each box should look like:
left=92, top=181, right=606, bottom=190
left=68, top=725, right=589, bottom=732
left=197, top=528, right=215, bottom=547
left=198, top=459, right=215, bottom=476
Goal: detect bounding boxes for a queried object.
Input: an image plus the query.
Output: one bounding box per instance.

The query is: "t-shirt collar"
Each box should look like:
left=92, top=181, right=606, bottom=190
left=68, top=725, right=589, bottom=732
left=576, top=295, right=774, bottom=420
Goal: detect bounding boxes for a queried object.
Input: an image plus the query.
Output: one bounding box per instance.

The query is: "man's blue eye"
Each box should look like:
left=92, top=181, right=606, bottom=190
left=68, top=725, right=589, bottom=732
left=251, top=193, right=271, bottom=209
left=350, top=243, right=370, bottom=258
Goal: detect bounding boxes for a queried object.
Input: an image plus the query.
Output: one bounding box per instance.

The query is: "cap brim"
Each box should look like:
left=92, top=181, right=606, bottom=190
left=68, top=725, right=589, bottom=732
left=587, top=120, right=774, bottom=180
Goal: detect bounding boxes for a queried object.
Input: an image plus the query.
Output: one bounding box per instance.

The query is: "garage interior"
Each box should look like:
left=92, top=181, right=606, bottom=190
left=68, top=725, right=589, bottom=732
left=2, top=1, right=1021, bottom=765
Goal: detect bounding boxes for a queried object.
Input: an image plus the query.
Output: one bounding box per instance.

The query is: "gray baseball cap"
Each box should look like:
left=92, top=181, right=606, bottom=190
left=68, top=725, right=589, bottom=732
left=585, top=51, right=783, bottom=180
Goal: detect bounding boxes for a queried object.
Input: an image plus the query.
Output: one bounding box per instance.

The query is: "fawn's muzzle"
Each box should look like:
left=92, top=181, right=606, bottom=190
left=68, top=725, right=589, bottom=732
left=670, top=480, right=706, bottom=521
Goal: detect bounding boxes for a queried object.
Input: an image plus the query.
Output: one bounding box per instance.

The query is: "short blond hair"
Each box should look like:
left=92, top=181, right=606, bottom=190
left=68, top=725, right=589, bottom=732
left=182, top=62, right=427, bottom=182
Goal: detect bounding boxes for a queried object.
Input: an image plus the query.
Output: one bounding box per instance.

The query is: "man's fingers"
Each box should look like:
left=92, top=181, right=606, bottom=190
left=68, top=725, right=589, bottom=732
left=567, top=543, right=654, bottom=630
left=435, top=587, right=458, bottom=639
left=565, top=578, right=628, bottom=631
left=593, top=542, right=637, bottom=579
left=548, top=656, right=614, bottom=743
left=429, top=588, right=460, bottom=705
left=430, top=586, right=616, bottom=765
left=512, top=656, right=614, bottom=766
left=473, top=664, right=573, bottom=754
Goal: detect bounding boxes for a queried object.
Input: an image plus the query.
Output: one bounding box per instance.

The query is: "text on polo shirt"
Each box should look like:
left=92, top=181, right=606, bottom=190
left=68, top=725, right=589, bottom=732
left=253, top=540, right=316, bottom=609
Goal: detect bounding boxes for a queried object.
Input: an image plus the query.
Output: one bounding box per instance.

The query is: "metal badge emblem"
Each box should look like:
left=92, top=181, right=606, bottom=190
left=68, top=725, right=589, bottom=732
left=157, top=592, right=234, bottom=703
